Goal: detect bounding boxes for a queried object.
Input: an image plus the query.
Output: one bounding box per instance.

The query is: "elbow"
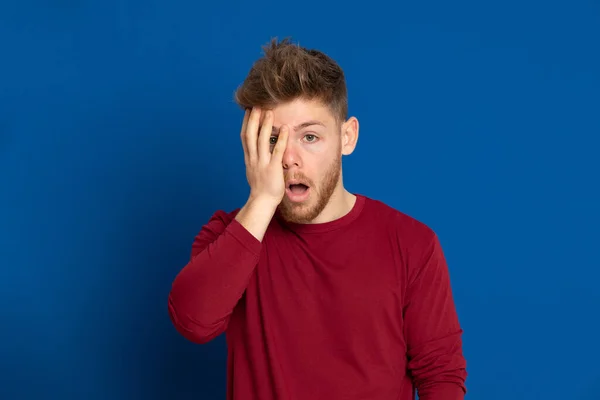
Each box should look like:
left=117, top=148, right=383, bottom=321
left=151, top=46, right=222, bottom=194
left=408, top=337, right=468, bottom=398
left=167, top=292, right=228, bottom=344
left=412, top=353, right=467, bottom=386
left=414, top=370, right=467, bottom=399
left=413, top=361, right=467, bottom=400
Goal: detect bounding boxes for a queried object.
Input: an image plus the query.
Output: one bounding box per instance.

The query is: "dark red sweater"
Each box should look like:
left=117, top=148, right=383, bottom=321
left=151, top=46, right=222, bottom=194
left=168, top=194, right=467, bottom=399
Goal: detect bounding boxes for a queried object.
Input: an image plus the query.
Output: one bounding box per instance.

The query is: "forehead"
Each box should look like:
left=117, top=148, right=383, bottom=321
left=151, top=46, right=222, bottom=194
left=270, top=98, right=334, bottom=127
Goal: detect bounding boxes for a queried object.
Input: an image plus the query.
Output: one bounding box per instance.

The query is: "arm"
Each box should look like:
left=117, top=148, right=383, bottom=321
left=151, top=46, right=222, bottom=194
left=403, top=232, right=467, bottom=399
left=167, top=196, right=277, bottom=344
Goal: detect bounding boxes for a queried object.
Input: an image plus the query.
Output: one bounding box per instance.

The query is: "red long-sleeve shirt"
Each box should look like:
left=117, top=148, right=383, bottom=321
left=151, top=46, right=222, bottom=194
left=168, top=194, right=467, bottom=399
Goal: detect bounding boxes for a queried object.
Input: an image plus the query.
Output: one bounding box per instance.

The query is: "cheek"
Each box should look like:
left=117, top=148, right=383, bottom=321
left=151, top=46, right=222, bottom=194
left=303, top=140, right=327, bottom=155
left=309, top=159, right=334, bottom=184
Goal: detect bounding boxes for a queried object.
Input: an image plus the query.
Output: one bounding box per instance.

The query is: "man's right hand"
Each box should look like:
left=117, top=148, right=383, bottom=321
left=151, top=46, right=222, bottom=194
left=235, top=107, right=289, bottom=242
left=240, top=107, right=289, bottom=205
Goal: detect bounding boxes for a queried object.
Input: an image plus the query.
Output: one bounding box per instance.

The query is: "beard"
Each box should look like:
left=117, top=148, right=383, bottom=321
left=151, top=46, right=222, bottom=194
left=277, top=151, right=342, bottom=224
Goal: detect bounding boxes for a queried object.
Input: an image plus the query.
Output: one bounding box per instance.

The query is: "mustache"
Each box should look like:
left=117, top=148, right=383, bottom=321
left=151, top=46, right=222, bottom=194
left=284, top=173, right=313, bottom=186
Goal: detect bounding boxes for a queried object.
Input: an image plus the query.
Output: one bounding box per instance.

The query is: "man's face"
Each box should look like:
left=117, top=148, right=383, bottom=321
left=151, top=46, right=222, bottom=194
left=268, top=98, right=344, bottom=224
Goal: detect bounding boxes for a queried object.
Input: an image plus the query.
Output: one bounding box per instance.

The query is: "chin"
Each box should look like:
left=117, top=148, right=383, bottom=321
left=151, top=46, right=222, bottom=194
left=278, top=193, right=328, bottom=224
left=278, top=202, right=313, bottom=224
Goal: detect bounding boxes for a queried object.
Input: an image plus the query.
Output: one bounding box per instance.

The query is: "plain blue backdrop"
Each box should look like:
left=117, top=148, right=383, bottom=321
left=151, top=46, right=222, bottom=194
left=1, top=1, right=599, bottom=399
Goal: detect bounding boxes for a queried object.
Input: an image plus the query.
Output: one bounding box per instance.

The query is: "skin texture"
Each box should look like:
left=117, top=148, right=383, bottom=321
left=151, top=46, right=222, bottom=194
left=266, top=98, right=360, bottom=224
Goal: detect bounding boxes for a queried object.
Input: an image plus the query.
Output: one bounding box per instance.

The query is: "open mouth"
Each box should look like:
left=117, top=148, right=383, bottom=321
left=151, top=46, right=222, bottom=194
left=288, top=183, right=309, bottom=194
left=286, top=182, right=311, bottom=202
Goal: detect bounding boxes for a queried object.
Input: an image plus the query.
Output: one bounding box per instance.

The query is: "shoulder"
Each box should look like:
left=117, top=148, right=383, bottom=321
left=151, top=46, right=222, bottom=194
left=360, top=196, right=448, bottom=285
left=360, top=195, right=439, bottom=250
left=190, top=208, right=243, bottom=238
left=194, top=208, right=240, bottom=247
left=356, top=198, right=440, bottom=261
left=204, top=208, right=242, bottom=226
left=190, top=208, right=242, bottom=253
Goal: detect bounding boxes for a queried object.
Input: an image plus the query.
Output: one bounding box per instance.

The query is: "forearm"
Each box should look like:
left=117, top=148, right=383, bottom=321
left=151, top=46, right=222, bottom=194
left=168, top=197, right=277, bottom=343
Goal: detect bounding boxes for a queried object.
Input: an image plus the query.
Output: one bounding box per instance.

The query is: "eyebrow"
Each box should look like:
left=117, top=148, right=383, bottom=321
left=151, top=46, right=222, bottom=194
left=271, top=120, right=325, bottom=135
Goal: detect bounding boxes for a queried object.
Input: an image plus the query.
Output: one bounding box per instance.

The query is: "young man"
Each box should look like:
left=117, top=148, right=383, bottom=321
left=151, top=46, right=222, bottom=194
left=168, top=38, right=467, bottom=400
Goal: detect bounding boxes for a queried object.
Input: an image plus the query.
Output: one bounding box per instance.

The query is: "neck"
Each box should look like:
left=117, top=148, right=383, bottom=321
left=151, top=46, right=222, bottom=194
left=311, top=182, right=356, bottom=224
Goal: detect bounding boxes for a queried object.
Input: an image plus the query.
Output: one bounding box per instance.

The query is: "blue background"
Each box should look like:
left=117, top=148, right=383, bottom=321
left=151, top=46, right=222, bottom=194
left=1, top=1, right=599, bottom=399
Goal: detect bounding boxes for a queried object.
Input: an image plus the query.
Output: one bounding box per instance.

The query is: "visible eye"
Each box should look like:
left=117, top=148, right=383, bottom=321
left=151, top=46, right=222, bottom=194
left=269, top=136, right=278, bottom=145
left=303, top=134, right=318, bottom=143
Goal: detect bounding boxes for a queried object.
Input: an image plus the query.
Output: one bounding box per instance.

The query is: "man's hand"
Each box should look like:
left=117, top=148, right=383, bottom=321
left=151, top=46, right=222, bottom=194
left=235, top=107, right=289, bottom=242
left=240, top=107, right=289, bottom=204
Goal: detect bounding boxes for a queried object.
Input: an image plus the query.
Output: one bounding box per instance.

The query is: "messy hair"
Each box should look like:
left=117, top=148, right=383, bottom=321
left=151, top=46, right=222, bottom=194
left=234, top=37, right=348, bottom=124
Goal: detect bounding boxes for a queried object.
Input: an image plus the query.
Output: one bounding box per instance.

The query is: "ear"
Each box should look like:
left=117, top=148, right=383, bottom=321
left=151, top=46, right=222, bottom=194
left=340, top=116, right=359, bottom=156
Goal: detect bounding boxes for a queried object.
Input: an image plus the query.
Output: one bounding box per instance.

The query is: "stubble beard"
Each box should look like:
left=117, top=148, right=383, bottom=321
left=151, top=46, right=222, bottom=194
left=277, top=152, right=342, bottom=224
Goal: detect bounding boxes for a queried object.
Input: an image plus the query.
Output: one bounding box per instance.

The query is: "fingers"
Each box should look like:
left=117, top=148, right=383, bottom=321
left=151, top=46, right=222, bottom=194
left=240, top=108, right=250, bottom=163
left=271, top=124, right=289, bottom=164
left=258, top=110, right=273, bottom=163
left=244, top=107, right=261, bottom=164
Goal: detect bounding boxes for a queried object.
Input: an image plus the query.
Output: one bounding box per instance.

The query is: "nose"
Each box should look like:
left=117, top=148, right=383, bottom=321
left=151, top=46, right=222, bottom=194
left=282, top=142, right=301, bottom=170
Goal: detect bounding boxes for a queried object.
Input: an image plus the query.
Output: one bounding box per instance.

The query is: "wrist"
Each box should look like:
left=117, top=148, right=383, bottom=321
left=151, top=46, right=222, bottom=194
left=247, top=194, right=281, bottom=211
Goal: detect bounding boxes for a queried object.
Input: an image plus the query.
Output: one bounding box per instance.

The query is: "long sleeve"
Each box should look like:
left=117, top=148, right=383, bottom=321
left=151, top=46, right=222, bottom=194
left=168, top=210, right=262, bottom=344
left=403, top=231, right=467, bottom=400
